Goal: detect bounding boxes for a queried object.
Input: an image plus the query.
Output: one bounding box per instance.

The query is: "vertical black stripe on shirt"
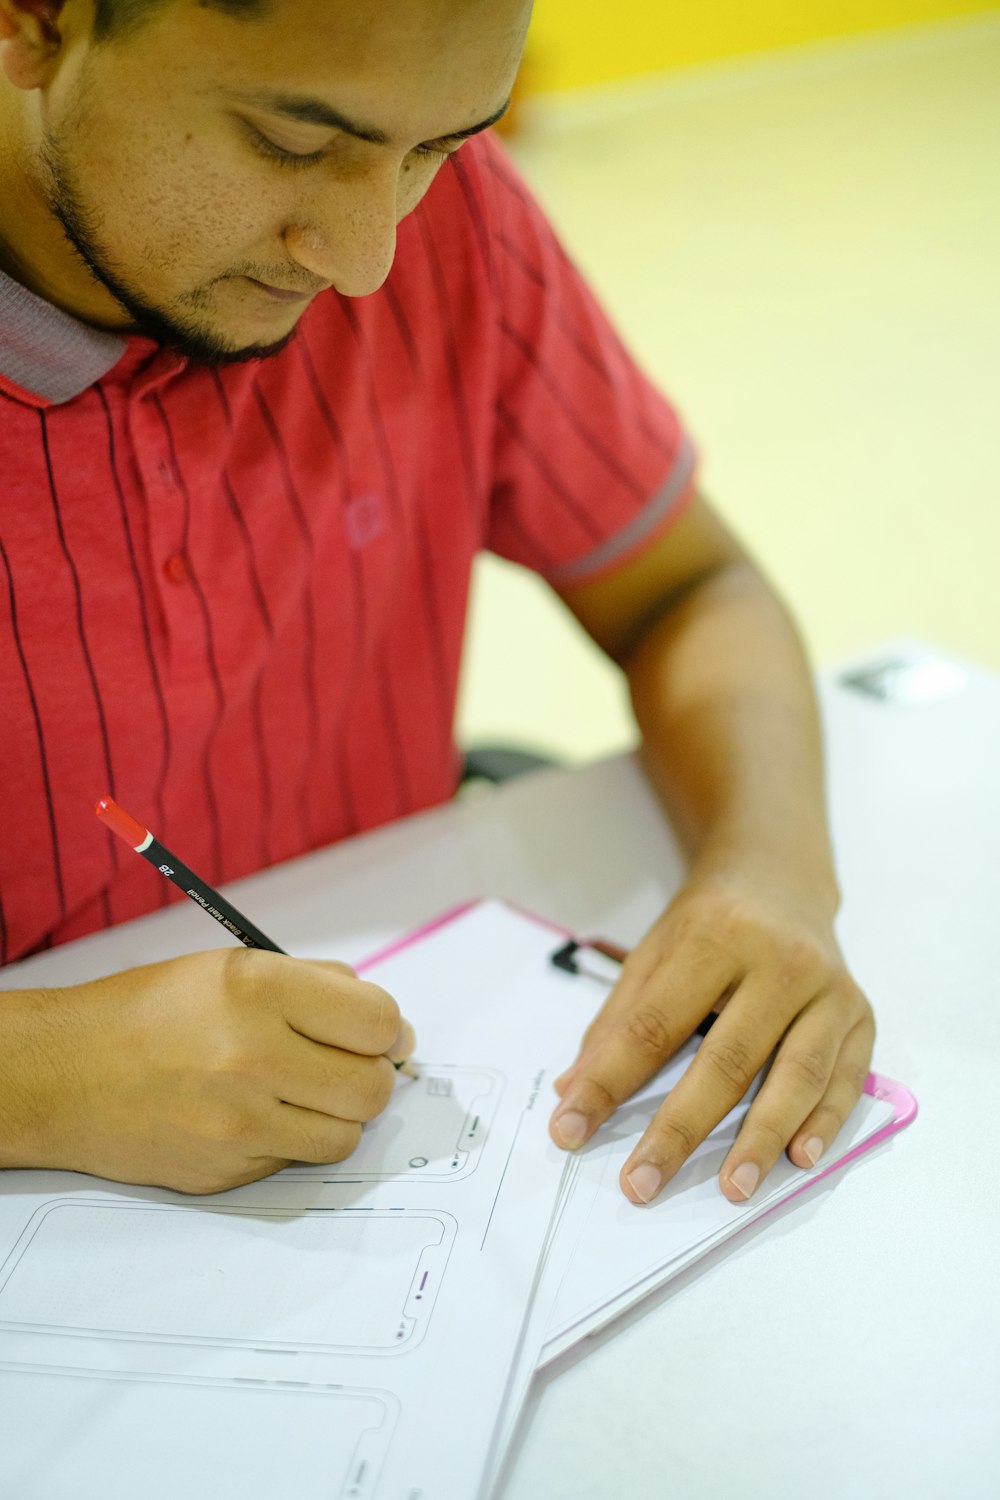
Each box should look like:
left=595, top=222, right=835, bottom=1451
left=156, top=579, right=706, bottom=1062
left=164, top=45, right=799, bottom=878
left=495, top=398, right=606, bottom=545
left=335, top=300, right=416, bottom=817
left=416, top=213, right=480, bottom=504
left=448, top=152, right=494, bottom=286
left=479, top=142, right=530, bottom=203
left=209, top=368, right=234, bottom=430
left=295, top=337, right=364, bottom=835
left=250, top=381, right=322, bottom=848
left=209, top=370, right=276, bottom=867
left=95, top=383, right=172, bottom=911
left=500, top=317, right=646, bottom=499
left=219, top=471, right=276, bottom=869
left=39, top=410, right=116, bottom=927
left=382, top=280, right=422, bottom=379
left=404, top=219, right=475, bottom=734
left=152, top=393, right=227, bottom=880
left=487, top=490, right=561, bottom=573
left=494, top=228, right=673, bottom=463
left=0, top=534, right=66, bottom=955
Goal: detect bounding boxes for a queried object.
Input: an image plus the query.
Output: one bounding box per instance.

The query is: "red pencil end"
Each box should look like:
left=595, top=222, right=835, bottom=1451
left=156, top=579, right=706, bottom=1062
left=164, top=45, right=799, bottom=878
left=95, top=795, right=149, bottom=850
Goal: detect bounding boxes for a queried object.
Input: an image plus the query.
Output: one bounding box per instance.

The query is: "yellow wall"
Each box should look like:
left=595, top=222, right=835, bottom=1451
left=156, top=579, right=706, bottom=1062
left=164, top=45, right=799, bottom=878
left=527, top=0, right=999, bottom=91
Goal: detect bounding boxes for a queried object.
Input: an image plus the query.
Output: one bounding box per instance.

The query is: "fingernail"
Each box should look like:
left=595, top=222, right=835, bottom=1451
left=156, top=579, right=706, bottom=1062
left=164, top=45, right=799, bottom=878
left=625, top=1162, right=663, bottom=1204
left=729, top=1162, right=760, bottom=1200
left=552, top=1110, right=589, bottom=1149
left=802, top=1136, right=824, bottom=1167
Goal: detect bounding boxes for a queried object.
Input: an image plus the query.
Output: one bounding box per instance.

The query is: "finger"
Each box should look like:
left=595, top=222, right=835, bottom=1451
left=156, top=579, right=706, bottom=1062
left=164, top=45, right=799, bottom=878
left=277, top=1045, right=398, bottom=1124
left=786, top=1011, right=875, bottom=1170
left=388, top=1017, right=417, bottom=1067
left=274, top=960, right=402, bottom=1057
left=717, top=999, right=873, bottom=1202
left=715, top=997, right=850, bottom=1202
left=551, top=940, right=726, bottom=1098
left=550, top=950, right=737, bottom=1149
left=267, top=1105, right=364, bottom=1166
left=616, top=979, right=787, bottom=1202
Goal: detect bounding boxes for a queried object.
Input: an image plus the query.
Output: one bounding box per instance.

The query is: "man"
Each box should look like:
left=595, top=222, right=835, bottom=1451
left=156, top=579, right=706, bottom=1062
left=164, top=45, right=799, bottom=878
left=0, top=0, right=875, bottom=1203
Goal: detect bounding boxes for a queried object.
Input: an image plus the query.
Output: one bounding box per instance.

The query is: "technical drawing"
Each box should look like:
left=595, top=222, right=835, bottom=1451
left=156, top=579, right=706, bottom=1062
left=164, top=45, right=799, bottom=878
left=0, top=1203, right=456, bottom=1355
left=0, top=1363, right=397, bottom=1500
left=282, top=1065, right=504, bottom=1183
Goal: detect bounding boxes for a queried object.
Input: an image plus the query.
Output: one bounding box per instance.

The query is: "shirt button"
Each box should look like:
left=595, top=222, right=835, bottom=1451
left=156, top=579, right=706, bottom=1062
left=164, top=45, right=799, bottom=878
left=163, top=552, right=191, bottom=586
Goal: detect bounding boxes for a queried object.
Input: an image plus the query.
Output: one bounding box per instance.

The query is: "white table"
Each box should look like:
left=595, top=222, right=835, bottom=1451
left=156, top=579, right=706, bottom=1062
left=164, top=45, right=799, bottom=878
left=4, top=642, right=999, bottom=1498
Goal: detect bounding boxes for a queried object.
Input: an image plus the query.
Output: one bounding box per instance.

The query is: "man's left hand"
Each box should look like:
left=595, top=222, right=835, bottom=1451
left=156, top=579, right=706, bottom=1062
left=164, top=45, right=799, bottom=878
left=548, top=869, right=876, bottom=1205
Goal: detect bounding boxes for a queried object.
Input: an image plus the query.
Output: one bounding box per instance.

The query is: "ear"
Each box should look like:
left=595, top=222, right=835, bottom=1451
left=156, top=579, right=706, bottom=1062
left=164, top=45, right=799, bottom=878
left=0, top=0, right=67, bottom=89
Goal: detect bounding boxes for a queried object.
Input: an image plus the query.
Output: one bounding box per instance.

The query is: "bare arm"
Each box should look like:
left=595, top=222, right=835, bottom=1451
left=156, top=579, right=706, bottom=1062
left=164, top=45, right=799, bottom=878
left=548, top=494, right=875, bottom=1203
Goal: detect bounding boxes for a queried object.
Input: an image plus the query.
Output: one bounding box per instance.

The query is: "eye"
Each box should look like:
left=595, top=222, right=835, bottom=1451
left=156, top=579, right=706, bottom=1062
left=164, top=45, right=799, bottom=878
left=411, top=137, right=467, bottom=160
left=246, top=124, right=329, bottom=170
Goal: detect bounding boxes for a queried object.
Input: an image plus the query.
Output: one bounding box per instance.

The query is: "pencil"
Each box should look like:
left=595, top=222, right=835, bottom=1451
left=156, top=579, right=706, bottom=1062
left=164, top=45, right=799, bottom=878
left=96, top=795, right=284, bottom=950
left=94, top=795, right=417, bottom=1073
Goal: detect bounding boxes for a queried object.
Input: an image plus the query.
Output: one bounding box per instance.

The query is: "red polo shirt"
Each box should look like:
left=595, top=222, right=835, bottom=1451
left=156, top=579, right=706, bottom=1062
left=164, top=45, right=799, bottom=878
left=0, top=134, right=696, bottom=964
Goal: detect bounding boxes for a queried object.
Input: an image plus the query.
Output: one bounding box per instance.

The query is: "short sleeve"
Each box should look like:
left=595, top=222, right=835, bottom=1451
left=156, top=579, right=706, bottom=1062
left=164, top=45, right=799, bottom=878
left=476, top=137, right=698, bottom=586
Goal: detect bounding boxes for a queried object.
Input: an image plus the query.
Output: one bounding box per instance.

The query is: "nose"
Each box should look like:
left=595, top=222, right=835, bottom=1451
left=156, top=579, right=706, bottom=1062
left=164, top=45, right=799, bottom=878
left=284, top=164, right=399, bottom=299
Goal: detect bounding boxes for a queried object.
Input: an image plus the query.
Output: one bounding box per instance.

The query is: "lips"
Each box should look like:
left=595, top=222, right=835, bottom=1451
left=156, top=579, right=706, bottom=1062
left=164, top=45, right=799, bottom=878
left=244, top=277, right=316, bottom=303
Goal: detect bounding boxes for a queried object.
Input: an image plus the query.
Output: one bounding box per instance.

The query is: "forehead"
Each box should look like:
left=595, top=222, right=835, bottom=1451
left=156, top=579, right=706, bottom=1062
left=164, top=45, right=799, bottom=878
left=148, top=0, right=533, bottom=131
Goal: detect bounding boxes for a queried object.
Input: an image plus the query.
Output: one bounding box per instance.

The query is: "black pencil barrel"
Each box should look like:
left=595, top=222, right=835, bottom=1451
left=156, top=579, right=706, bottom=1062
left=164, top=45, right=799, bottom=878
left=139, top=837, right=285, bottom=952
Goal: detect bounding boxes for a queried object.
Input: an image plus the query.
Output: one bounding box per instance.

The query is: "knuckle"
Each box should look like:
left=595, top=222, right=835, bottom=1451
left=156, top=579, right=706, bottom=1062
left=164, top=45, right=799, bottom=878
left=840, top=1053, right=872, bottom=1098
left=324, top=1121, right=363, bottom=1164
left=221, top=943, right=273, bottom=996
left=775, top=935, right=825, bottom=990
left=355, top=1058, right=395, bottom=1121
left=673, top=901, right=736, bottom=964
left=203, top=1101, right=258, bottom=1148
left=788, top=1046, right=832, bottom=1093
left=577, top=1075, right=621, bottom=1117
left=650, top=1112, right=700, bottom=1160
left=746, top=1115, right=788, bottom=1158
left=622, top=1004, right=674, bottom=1060
left=704, top=1033, right=757, bottom=1093
left=178, top=1165, right=260, bottom=1195
left=853, top=990, right=877, bottom=1034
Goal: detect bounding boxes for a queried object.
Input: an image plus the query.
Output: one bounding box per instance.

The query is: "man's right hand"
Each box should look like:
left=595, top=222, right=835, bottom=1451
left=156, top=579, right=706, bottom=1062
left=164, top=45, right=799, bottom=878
left=0, top=948, right=414, bottom=1194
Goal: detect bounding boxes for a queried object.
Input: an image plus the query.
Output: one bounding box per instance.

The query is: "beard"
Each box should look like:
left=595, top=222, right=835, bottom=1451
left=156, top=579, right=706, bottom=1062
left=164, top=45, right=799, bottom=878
left=38, top=131, right=298, bottom=367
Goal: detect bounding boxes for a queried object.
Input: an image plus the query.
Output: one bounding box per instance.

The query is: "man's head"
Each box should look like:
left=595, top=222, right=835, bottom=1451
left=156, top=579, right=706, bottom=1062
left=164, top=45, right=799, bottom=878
left=0, top=0, right=530, bottom=362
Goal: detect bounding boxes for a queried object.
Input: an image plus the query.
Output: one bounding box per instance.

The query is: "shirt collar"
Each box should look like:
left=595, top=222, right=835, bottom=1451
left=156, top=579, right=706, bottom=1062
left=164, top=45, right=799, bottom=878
left=0, top=264, right=127, bottom=404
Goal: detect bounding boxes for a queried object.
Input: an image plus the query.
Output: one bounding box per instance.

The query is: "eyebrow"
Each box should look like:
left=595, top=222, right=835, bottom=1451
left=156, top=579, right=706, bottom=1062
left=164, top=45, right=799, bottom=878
left=232, top=91, right=511, bottom=146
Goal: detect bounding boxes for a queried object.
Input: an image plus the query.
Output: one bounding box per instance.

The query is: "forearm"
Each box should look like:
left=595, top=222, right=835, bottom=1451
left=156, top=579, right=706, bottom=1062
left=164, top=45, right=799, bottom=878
left=0, top=987, right=77, bottom=1170
left=553, top=501, right=872, bottom=1200
left=624, top=557, right=840, bottom=914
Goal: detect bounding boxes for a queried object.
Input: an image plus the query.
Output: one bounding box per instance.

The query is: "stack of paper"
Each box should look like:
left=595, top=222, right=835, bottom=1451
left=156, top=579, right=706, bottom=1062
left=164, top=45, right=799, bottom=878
left=0, top=900, right=910, bottom=1499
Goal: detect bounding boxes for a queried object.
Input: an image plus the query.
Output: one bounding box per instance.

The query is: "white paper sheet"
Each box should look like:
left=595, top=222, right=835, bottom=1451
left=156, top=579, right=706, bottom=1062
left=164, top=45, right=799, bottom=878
left=0, top=900, right=905, bottom=1499
left=0, top=901, right=581, bottom=1500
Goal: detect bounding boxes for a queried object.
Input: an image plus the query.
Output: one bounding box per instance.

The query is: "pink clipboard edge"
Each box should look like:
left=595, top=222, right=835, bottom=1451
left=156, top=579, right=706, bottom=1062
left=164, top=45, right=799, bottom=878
left=766, top=1070, right=918, bottom=1212
left=357, top=898, right=918, bottom=1190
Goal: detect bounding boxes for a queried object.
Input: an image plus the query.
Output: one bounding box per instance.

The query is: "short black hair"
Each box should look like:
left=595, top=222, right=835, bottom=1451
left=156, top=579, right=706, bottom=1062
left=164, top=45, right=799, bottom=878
left=91, top=0, right=268, bottom=42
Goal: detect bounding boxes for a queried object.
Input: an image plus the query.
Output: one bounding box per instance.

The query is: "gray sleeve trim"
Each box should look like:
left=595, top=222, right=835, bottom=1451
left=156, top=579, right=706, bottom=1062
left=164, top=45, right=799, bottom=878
left=545, top=433, right=697, bottom=587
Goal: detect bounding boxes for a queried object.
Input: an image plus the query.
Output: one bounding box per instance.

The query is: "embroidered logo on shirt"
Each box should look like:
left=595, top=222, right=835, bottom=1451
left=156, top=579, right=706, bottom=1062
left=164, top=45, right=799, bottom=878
left=344, top=493, right=385, bottom=550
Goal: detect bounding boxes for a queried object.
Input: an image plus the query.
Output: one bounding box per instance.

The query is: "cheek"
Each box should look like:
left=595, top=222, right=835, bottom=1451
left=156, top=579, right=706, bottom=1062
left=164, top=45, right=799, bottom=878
left=82, top=117, right=284, bottom=272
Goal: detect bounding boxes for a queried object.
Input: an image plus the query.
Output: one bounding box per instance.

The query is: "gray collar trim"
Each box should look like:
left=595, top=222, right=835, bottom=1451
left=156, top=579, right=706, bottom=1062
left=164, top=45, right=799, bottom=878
left=0, top=265, right=126, bottom=403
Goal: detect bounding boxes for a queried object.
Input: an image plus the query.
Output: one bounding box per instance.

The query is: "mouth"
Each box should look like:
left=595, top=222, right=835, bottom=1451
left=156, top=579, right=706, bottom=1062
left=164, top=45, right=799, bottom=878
left=243, top=277, right=319, bottom=304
